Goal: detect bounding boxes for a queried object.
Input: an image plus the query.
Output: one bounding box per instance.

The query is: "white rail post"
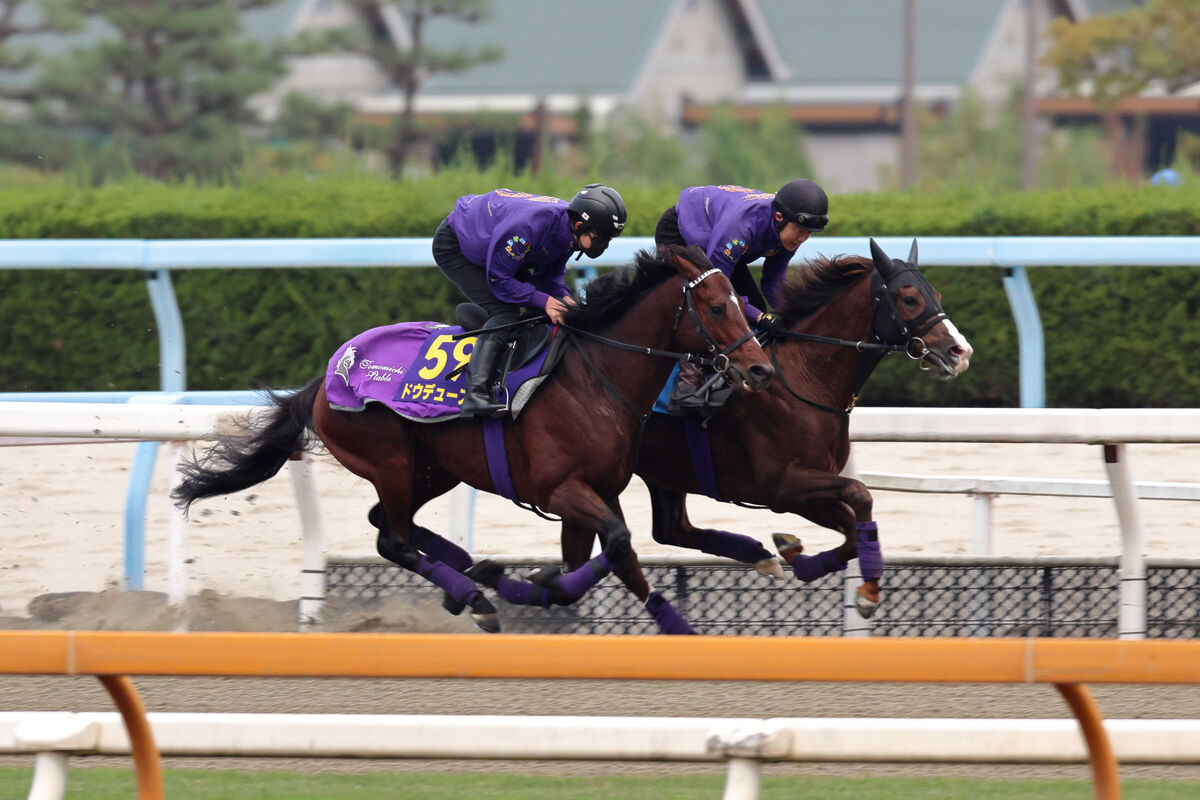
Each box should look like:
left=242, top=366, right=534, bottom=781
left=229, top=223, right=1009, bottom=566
left=840, top=450, right=871, bottom=637
left=288, top=451, right=327, bottom=631
left=26, top=752, right=68, bottom=800
left=1104, top=443, right=1147, bottom=639
left=448, top=484, right=476, bottom=552
left=167, top=440, right=190, bottom=631
left=721, top=757, right=762, bottom=800
left=970, top=492, right=994, bottom=554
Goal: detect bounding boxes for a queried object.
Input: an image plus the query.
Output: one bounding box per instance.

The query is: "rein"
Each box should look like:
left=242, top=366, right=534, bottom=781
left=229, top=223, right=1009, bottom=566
left=759, top=271, right=943, bottom=418
left=557, top=267, right=755, bottom=420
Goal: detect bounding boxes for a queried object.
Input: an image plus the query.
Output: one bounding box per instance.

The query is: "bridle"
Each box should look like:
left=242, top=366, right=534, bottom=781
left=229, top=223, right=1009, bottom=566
left=558, top=266, right=756, bottom=419
left=763, top=264, right=949, bottom=416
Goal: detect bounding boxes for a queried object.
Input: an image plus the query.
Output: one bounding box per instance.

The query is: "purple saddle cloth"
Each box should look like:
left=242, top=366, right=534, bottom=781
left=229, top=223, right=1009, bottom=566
left=324, top=321, right=555, bottom=421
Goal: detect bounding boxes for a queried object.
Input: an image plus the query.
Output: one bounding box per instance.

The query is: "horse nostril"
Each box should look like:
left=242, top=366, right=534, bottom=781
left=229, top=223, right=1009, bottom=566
left=749, top=364, right=774, bottom=384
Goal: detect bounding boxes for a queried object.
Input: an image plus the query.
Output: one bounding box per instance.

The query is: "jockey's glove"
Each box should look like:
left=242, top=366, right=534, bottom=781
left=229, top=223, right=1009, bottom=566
left=756, top=312, right=786, bottom=339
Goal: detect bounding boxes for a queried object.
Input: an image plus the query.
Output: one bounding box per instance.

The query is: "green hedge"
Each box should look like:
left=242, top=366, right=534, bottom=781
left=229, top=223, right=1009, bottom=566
left=3, top=176, right=1200, bottom=406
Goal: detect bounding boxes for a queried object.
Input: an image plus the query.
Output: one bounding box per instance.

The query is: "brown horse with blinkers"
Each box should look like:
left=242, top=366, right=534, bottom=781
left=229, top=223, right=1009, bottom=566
left=561, top=239, right=973, bottom=632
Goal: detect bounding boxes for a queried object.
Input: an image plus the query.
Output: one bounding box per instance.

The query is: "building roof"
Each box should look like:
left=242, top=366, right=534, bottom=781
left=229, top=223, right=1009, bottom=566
left=420, top=0, right=670, bottom=96
left=755, top=0, right=1007, bottom=89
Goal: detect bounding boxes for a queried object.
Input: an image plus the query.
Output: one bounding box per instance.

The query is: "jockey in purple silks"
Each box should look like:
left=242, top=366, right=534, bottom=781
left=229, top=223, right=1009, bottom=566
left=654, top=179, right=829, bottom=337
left=433, top=184, right=627, bottom=419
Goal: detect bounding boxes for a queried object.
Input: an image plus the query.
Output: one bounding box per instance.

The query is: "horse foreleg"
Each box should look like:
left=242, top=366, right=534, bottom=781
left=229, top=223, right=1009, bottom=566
left=550, top=487, right=695, bottom=635
left=772, top=467, right=883, bottom=619
left=648, top=485, right=783, bottom=579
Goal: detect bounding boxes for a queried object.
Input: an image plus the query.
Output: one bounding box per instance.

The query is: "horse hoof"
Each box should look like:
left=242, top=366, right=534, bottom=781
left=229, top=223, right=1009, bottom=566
left=525, top=564, right=560, bottom=588
left=771, top=533, right=802, bottom=554
left=442, top=591, right=466, bottom=616
left=471, top=611, right=501, bottom=633
left=771, top=533, right=803, bottom=566
left=470, top=595, right=501, bottom=633
left=855, top=584, right=881, bottom=619
left=754, top=557, right=785, bottom=580
left=465, top=559, right=505, bottom=588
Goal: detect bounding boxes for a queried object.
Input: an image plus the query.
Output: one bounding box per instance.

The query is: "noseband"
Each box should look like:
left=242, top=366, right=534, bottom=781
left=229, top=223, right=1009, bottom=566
left=870, top=269, right=948, bottom=369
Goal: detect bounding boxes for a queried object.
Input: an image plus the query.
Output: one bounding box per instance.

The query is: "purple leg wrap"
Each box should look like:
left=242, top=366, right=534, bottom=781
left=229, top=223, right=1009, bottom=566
left=412, top=526, right=473, bottom=572
left=554, top=553, right=612, bottom=598
left=791, top=547, right=848, bottom=583
left=493, top=576, right=551, bottom=608
left=698, top=530, right=773, bottom=564
left=856, top=521, right=883, bottom=581
left=645, top=590, right=696, bottom=635
left=416, top=556, right=481, bottom=606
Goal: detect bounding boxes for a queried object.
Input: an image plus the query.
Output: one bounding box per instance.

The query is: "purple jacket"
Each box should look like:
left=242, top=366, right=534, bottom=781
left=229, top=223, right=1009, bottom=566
left=674, top=185, right=797, bottom=315
left=446, top=189, right=575, bottom=310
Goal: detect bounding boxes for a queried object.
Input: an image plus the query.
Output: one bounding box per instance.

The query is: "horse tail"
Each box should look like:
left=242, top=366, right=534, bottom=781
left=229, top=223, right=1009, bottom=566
left=171, top=377, right=323, bottom=512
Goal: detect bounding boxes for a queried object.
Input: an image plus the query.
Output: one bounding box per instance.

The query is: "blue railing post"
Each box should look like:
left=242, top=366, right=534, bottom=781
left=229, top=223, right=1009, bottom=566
left=1002, top=265, right=1045, bottom=409
left=123, top=265, right=188, bottom=590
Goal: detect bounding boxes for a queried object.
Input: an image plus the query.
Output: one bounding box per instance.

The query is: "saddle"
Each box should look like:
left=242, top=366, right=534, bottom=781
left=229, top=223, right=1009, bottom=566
left=454, top=303, right=555, bottom=376
left=665, top=361, right=734, bottom=421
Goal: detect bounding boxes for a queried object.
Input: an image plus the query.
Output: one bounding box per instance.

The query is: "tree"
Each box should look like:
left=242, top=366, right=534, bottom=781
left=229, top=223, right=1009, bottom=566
left=35, top=0, right=290, bottom=180
left=322, top=0, right=500, bottom=177
left=1044, top=0, right=1200, bottom=179
left=0, top=0, right=84, bottom=103
left=1045, top=0, right=1200, bottom=109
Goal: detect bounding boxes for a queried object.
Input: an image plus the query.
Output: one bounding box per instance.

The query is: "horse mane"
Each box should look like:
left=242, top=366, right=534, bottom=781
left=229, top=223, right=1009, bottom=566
left=563, top=248, right=678, bottom=331
left=775, top=254, right=873, bottom=323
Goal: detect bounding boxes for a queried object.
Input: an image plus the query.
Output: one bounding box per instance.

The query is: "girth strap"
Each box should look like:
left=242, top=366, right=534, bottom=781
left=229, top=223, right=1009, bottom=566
left=683, top=415, right=726, bottom=502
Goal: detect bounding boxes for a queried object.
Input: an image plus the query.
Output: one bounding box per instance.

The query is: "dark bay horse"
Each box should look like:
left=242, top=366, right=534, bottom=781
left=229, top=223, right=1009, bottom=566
left=172, top=245, right=773, bottom=633
left=562, top=238, right=973, bottom=631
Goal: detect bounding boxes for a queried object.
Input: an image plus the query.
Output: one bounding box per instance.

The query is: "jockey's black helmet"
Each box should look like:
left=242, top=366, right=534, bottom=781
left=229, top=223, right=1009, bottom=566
left=773, top=179, right=829, bottom=232
left=567, top=184, right=627, bottom=257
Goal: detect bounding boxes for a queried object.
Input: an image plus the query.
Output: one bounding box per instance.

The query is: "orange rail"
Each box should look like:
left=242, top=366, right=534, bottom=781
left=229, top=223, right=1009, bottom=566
left=6, top=633, right=1200, bottom=800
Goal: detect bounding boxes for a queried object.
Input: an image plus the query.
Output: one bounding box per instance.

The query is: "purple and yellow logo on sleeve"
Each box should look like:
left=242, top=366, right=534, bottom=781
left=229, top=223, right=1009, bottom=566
left=505, top=235, right=529, bottom=261
left=722, top=238, right=747, bottom=261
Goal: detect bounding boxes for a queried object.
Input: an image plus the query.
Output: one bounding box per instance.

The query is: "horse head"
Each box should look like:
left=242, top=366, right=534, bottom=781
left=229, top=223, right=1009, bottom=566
left=868, top=238, right=972, bottom=379
left=660, top=244, right=774, bottom=392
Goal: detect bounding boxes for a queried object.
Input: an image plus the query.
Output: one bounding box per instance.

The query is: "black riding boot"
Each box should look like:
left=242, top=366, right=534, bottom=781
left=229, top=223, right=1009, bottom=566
left=460, top=332, right=508, bottom=418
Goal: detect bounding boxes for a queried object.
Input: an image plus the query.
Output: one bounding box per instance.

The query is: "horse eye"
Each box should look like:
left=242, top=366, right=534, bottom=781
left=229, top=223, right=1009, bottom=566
left=709, top=304, right=726, bottom=318
left=901, top=295, right=921, bottom=307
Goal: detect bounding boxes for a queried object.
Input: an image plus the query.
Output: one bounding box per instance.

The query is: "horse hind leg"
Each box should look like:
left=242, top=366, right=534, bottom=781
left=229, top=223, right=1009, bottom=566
left=368, top=468, right=499, bottom=633
left=648, top=486, right=783, bottom=579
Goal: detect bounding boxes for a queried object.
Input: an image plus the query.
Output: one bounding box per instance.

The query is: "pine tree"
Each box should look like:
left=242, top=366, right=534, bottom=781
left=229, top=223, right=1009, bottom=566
left=36, top=0, right=289, bottom=179
left=321, top=0, right=500, bottom=176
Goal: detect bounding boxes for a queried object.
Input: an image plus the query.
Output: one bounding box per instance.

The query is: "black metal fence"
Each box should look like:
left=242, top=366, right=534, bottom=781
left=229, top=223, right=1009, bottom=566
left=325, top=557, right=1200, bottom=638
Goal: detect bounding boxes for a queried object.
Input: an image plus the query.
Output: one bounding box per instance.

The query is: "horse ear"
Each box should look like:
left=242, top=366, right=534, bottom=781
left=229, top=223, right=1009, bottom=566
left=907, top=238, right=918, bottom=265
left=669, top=244, right=709, bottom=279
left=868, top=238, right=893, bottom=276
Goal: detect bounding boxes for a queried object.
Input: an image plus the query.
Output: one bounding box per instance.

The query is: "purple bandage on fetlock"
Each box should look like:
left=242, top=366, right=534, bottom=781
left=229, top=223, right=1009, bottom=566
left=416, top=556, right=481, bottom=606
left=856, top=521, right=883, bottom=581
left=791, top=547, right=847, bottom=582
left=699, top=530, right=772, bottom=564
left=412, top=526, right=473, bottom=572
left=555, top=553, right=612, bottom=598
left=645, top=590, right=697, bottom=635
left=494, top=576, right=551, bottom=608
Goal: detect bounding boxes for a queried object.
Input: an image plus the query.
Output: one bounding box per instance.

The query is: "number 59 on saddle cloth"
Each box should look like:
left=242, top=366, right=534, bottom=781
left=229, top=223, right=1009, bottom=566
left=324, top=321, right=558, bottom=422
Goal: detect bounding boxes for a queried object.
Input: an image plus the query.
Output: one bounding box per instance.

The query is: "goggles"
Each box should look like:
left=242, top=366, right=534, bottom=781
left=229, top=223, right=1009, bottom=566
left=790, top=212, right=828, bottom=232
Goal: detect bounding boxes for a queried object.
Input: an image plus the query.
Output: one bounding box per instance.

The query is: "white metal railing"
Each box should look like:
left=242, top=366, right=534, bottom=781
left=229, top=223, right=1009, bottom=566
left=5, top=711, right=1200, bottom=800
left=3, top=403, right=1200, bottom=637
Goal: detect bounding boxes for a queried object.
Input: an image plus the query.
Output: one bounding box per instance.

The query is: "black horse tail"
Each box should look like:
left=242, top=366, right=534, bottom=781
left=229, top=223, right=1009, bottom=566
left=171, top=377, right=323, bottom=512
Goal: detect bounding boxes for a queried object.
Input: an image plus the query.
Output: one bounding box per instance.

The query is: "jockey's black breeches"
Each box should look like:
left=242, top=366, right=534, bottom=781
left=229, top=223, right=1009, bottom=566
left=433, top=218, right=521, bottom=330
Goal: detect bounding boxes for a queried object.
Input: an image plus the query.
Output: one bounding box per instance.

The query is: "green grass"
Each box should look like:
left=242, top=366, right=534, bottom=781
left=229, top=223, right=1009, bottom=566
left=1, top=766, right=1198, bottom=800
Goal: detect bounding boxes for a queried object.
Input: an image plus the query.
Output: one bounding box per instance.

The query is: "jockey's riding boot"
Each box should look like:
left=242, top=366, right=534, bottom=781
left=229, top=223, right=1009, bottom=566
left=460, top=332, right=507, bottom=419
